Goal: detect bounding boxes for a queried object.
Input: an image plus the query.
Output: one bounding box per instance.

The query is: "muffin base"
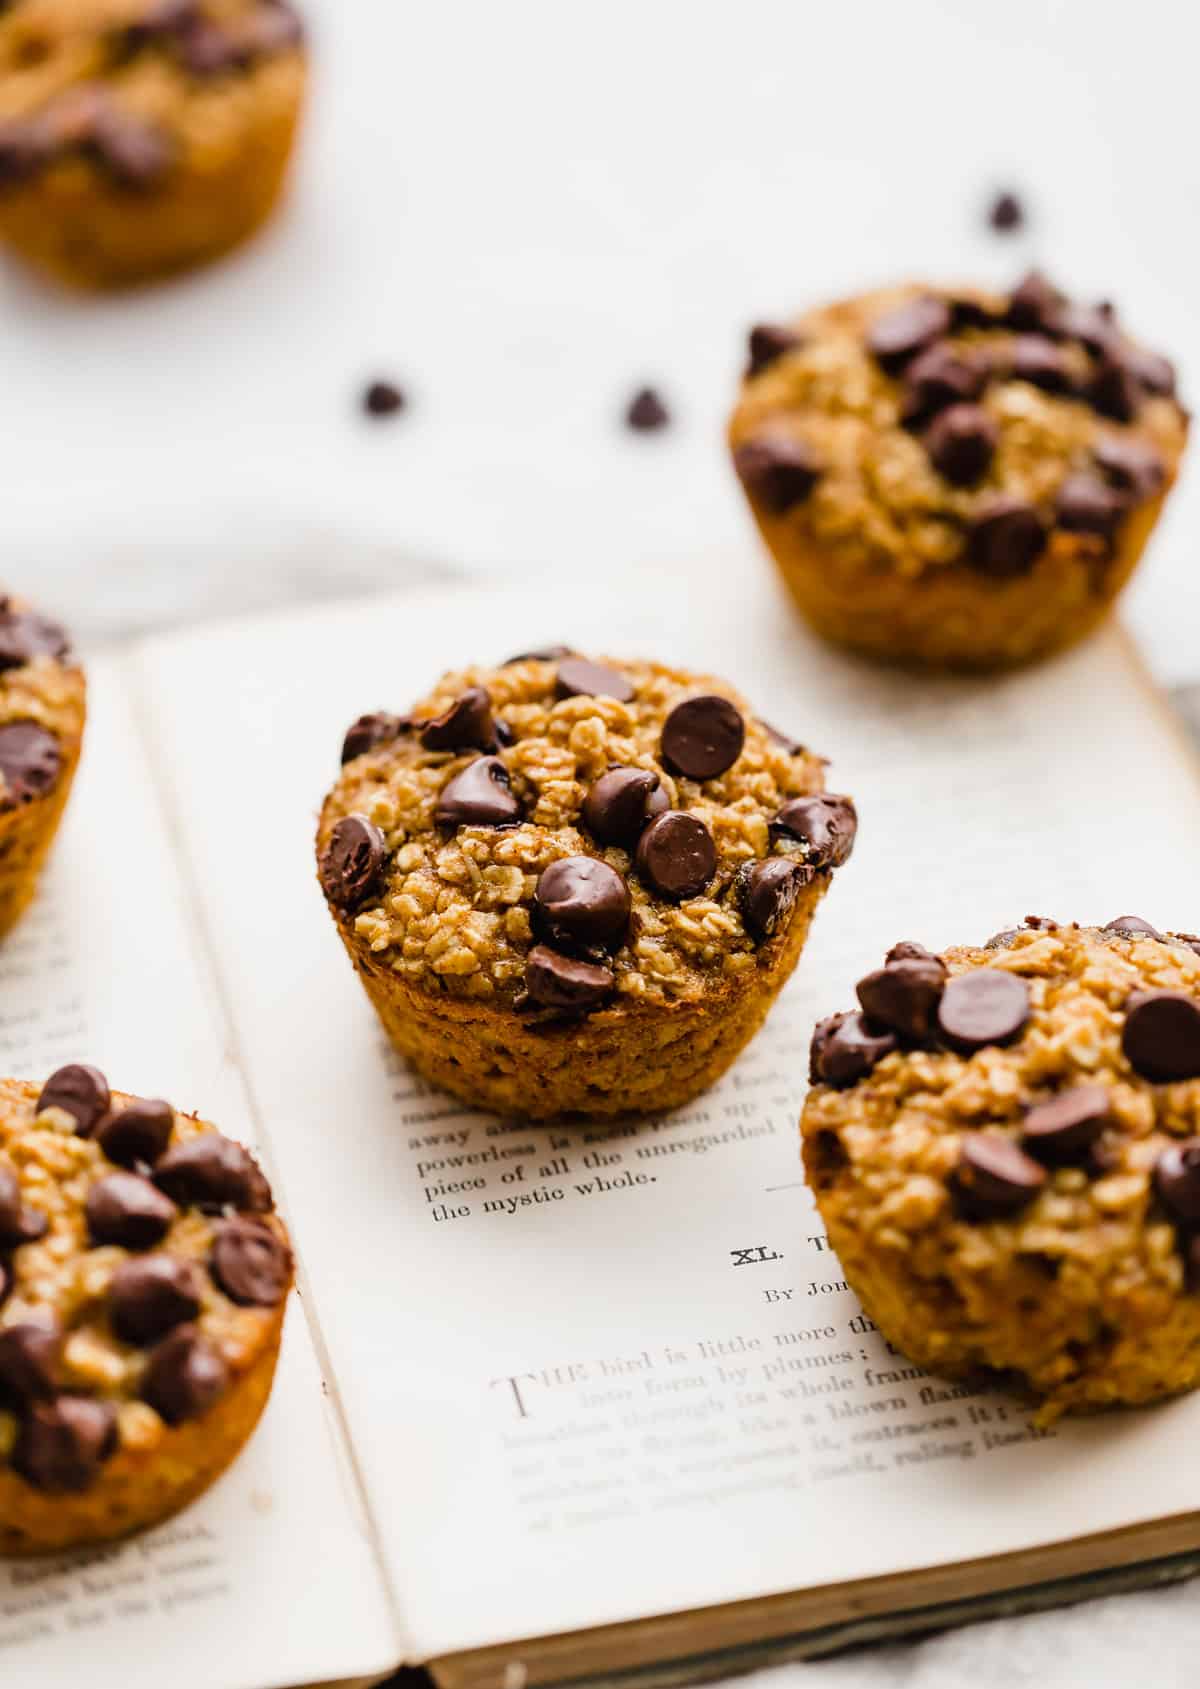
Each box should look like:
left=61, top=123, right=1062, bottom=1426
left=338, top=877, right=827, bottom=1120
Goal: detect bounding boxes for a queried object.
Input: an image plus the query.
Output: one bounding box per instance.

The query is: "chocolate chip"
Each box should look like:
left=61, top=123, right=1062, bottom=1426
left=769, top=794, right=857, bottom=869
left=937, top=971, right=1030, bottom=1053
left=625, top=387, right=670, bottom=431
left=1094, top=435, right=1166, bottom=502
left=122, top=0, right=200, bottom=52
left=1006, top=270, right=1062, bottom=332
left=13, top=1397, right=117, bottom=1493
left=746, top=323, right=802, bottom=377
left=178, top=20, right=247, bottom=74
left=1009, top=335, right=1072, bottom=394
left=36, top=1064, right=110, bottom=1135
left=0, top=1164, right=47, bottom=1250
left=502, top=645, right=573, bottom=665
left=866, top=295, right=951, bottom=372
left=1055, top=475, right=1125, bottom=538
left=0, top=1262, right=9, bottom=1307
left=809, top=1012, right=898, bottom=1087
left=89, top=108, right=173, bottom=188
left=856, top=951, right=947, bottom=1039
left=1124, top=346, right=1176, bottom=398
left=0, top=609, right=71, bottom=672
left=760, top=721, right=806, bottom=756
left=1104, top=915, right=1165, bottom=940
left=153, top=1134, right=272, bottom=1213
left=86, top=1173, right=177, bottom=1249
left=362, top=381, right=405, bottom=418
left=524, top=945, right=614, bottom=1012
left=555, top=657, right=635, bottom=703
left=660, top=695, right=745, bottom=781
left=1048, top=302, right=1116, bottom=355
left=581, top=766, right=667, bottom=847
left=1087, top=356, right=1140, bottom=423
left=0, top=1322, right=61, bottom=1402
left=211, top=1219, right=291, bottom=1307
left=736, top=858, right=811, bottom=942
left=142, top=1325, right=229, bottom=1426
left=0, top=121, right=48, bottom=188
left=900, top=342, right=986, bottom=426
left=341, top=712, right=408, bottom=763
left=635, top=812, right=717, bottom=901
left=109, top=1256, right=202, bottom=1345
left=434, top=756, right=522, bottom=828
left=320, top=815, right=387, bottom=908
left=1122, top=991, right=1200, bottom=1083
left=1156, top=1140, right=1200, bottom=1224
left=240, top=3, right=304, bottom=56
left=965, top=496, right=1047, bottom=578
left=0, top=722, right=61, bottom=807
left=887, top=940, right=938, bottom=963
left=733, top=432, right=822, bottom=512
left=953, top=1134, right=1046, bottom=1218
left=95, top=1098, right=175, bottom=1170
left=533, top=857, right=630, bottom=949
left=1022, top=1085, right=1111, bottom=1163
left=925, top=403, right=998, bottom=486
left=950, top=295, right=1003, bottom=331
left=418, top=686, right=496, bottom=753
left=988, top=190, right=1024, bottom=232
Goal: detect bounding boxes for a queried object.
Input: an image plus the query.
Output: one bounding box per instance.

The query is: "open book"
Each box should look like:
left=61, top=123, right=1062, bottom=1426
left=6, top=561, right=1200, bottom=1689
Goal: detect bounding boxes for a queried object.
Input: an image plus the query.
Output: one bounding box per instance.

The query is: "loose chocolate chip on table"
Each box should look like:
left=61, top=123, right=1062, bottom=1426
left=524, top=945, right=615, bottom=1012
left=1093, top=436, right=1166, bottom=502
left=154, top=1133, right=272, bottom=1212
left=36, top=1063, right=110, bottom=1135
left=1124, top=346, right=1176, bottom=398
left=142, top=1325, right=229, bottom=1426
left=635, top=812, right=717, bottom=902
left=953, top=1134, right=1046, bottom=1218
left=733, top=432, right=822, bottom=513
left=769, top=793, right=857, bottom=869
left=1008, top=334, right=1072, bottom=394
left=809, top=1012, right=898, bottom=1087
left=341, top=711, right=409, bottom=764
left=1154, top=1140, right=1200, bottom=1224
left=0, top=1322, right=61, bottom=1401
left=988, top=190, right=1024, bottom=232
left=866, top=295, right=951, bottom=372
left=1055, top=475, right=1125, bottom=538
left=109, top=1256, right=203, bottom=1345
left=736, top=857, right=811, bottom=942
left=86, top=1173, right=177, bottom=1250
left=965, top=496, right=1047, bottom=578
left=555, top=657, right=635, bottom=703
left=320, top=814, right=387, bottom=907
left=856, top=949, right=947, bottom=1040
left=746, top=323, right=802, bottom=377
left=211, top=1218, right=291, bottom=1307
left=1006, top=270, right=1062, bottom=332
left=925, top=403, right=998, bottom=486
left=362, top=381, right=406, bottom=419
left=0, top=1164, right=47, bottom=1249
left=581, top=766, right=668, bottom=846
left=1022, top=1084, right=1111, bottom=1164
left=1104, top=915, right=1165, bottom=940
left=1086, top=356, right=1140, bottom=423
left=0, top=608, right=71, bottom=672
left=937, top=971, right=1030, bottom=1053
left=533, top=857, right=630, bottom=949
left=418, top=686, right=497, bottom=753
left=502, top=645, right=573, bottom=665
left=900, top=342, right=986, bottom=426
left=660, top=695, right=745, bottom=781
left=625, top=387, right=670, bottom=431
left=96, top=1098, right=175, bottom=1170
left=434, top=755, right=523, bottom=828
left=0, top=722, right=61, bottom=806
left=13, top=1397, right=117, bottom=1493
left=1122, top=991, right=1200, bottom=1083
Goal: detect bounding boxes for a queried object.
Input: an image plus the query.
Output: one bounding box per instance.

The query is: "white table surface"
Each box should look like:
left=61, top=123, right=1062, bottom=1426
left=5, top=2, right=1200, bottom=1684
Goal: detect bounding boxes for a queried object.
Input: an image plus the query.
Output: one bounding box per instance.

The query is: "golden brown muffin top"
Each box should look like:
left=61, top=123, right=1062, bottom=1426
left=0, top=1065, right=291, bottom=1495
left=731, top=275, right=1188, bottom=583
left=0, top=592, right=84, bottom=813
left=318, top=652, right=853, bottom=1016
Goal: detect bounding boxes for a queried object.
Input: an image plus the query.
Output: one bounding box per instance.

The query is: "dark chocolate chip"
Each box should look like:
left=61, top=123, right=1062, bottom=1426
left=866, top=295, right=951, bottom=372
left=746, top=323, right=802, bottom=377
left=809, top=1012, right=898, bottom=1087
left=660, top=695, right=745, bottom=781
left=0, top=1164, right=47, bottom=1250
left=1156, top=1140, right=1200, bottom=1224
left=760, top=720, right=806, bottom=756
left=0, top=121, right=48, bottom=189
left=178, top=20, right=248, bottom=74
left=362, top=381, right=405, bottom=418
left=886, top=940, right=938, bottom=963
left=95, top=1098, right=175, bottom=1170
left=122, top=0, right=201, bottom=53
left=524, top=945, right=614, bottom=1012
left=1009, top=334, right=1072, bottom=394
left=953, top=1134, right=1046, bottom=1218
left=142, top=1325, right=229, bottom=1426
left=320, top=815, right=387, bottom=908
left=36, top=1064, right=110, bottom=1136
left=0, top=609, right=71, bottom=672
left=1104, top=915, right=1165, bottom=940
left=0, top=1262, right=9, bottom=1306
left=109, top=1255, right=202, bottom=1345
left=900, top=342, right=986, bottom=425
left=0, top=1322, right=61, bottom=1402
left=1022, top=1085, right=1110, bottom=1163
left=434, top=755, right=522, bottom=828
left=634, top=812, right=717, bottom=902
left=625, top=387, right=670, bottom=431
left=1093, top=435, right=1166, bottom=502
left=965, top=496, right=1047, bottom=578
left=341, top=712, right=408, bottom=763
left=86, top=1173, right=177, bottom=1250
left=211, top=1218, right=291, bottom=1307
left=555, top=657, right=635, bottom=703
left=240, top=3, right=304, bottom=56
left=769, top=793, right=857, bottom=869
left=502, top=645, right=574, bottom=665
left=925, top=403, right=998, bottom=486
left=1055, top=475, right=1125, bottom=538
left=1124, top=346, right=1176, bottom=398
left=581, top=766, right=667, bottom=847
left=13, top=1397, right=117, bottom=1493
left=988, top=190, right=1024, bottom=232
left=418, top=686, right=496, bottom=753
left=937, top=971, right=1030, bottom=1053
left=533, top=857, right=630, bottom=949
left=1006, top=270, right=1063, bottom=332
left=1048, top=302, right=1116, bottom=356
left=1122, top=991, right=1200, bottom=1083
left=89, top=107, right=173, bottom=188
left=1087, top=356, right=1140, bottom=423
left=856, top=951, right=947, bottom=1039
left=0, top=722, right=61, bottom=807
left=736, top=857, right=811, bottom=942
left=153, top=1134, right=272, bottom=1213
left=733, top=432, right=822, bottom=512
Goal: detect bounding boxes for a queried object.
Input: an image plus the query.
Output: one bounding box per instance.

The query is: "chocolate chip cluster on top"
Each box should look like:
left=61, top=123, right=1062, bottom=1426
left=319, top=651, right=854, bottom=1016
left=0, top=594, right=81, bottom=813
left=0, top=1067, right=290, bottom=1495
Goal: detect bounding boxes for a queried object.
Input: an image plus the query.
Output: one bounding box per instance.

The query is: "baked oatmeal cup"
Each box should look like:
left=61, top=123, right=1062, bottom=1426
left=318, top=651, right=855, bottom=1119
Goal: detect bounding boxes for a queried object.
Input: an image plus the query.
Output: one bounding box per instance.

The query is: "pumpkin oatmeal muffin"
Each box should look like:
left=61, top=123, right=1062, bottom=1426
left=730, top=274, right=1188, bottom=670
left=802, top=918, right=1200, bottom=1421
left=0, top=1063, right=291, bottom=1553
left=0, top=593, right=85, bottom=939
left=0, top=0, right=306, bottom=290
left=318, top=651, right=854, bottom=1119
